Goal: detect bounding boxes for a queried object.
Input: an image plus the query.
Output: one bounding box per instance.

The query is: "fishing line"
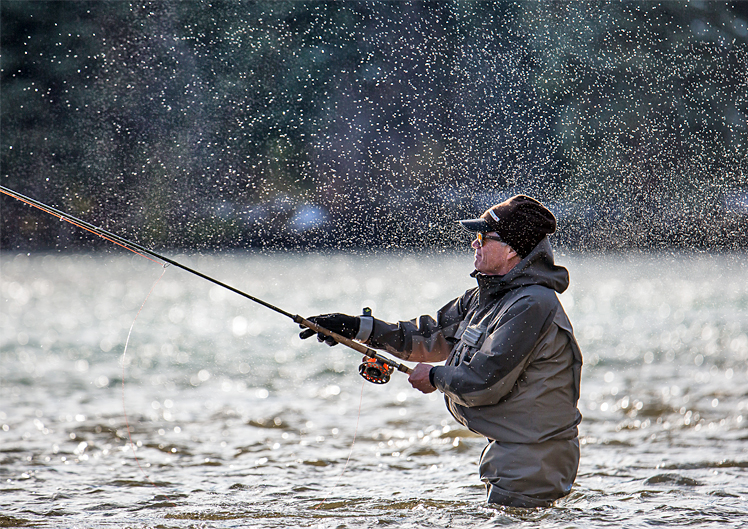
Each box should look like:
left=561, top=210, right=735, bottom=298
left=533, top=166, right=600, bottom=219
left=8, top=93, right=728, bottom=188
left=313, top=379, right=366, bottom=511
left=0, top=186, right=161, bottom=264
left=2, top=185, right=177, bottom=502
left=1, top=184, right=412, bottom=377
left=2, top=184, right=411, bottom=508
left=120, top=265, right=173, bottom=505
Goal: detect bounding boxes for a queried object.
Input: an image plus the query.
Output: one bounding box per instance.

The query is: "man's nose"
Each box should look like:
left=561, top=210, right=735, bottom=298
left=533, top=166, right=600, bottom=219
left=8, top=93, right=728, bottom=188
left=471, top=238, right=481, bottom=249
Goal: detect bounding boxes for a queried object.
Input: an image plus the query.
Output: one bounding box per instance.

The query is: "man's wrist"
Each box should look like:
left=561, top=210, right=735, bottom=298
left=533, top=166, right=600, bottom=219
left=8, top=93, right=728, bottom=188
left=355, top=316, right=373, bottom=341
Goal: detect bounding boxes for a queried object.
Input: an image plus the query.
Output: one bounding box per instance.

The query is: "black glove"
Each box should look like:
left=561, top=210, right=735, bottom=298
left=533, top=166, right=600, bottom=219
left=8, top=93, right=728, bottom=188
left=299, top=313, right=360, bottom=346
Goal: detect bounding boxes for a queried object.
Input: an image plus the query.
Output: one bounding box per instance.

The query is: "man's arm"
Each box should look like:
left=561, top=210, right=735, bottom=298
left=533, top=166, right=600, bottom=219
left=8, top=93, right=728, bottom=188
left=361, top=291, right=474, bottom=363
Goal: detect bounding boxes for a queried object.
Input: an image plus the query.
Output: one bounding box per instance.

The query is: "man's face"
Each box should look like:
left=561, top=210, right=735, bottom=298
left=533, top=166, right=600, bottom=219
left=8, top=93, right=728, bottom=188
left=471, top=232, right=519, bottom=275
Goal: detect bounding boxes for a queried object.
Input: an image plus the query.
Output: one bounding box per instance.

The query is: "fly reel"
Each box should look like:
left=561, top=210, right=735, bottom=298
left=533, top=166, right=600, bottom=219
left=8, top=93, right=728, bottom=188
left=358, top=356, right=394, bottom=384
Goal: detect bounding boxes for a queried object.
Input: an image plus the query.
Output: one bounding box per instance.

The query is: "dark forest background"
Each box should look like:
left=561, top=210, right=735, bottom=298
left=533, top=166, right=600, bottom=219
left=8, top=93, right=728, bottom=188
left=2, top=1, right=747, bottom=251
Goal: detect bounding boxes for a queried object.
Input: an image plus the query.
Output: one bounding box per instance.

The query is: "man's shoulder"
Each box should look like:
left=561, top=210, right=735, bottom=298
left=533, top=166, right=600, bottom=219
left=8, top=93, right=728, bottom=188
left=505, top=284, right=560, bottom=309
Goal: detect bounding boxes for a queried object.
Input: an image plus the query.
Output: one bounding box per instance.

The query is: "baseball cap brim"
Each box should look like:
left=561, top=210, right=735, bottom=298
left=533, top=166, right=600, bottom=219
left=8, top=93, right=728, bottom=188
left=457, top=218, right=493, bottom=232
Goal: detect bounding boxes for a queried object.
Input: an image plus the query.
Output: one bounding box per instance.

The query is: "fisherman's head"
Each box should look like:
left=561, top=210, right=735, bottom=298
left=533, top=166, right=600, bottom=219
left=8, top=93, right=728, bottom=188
left=458, top=195, right=556, bottom=275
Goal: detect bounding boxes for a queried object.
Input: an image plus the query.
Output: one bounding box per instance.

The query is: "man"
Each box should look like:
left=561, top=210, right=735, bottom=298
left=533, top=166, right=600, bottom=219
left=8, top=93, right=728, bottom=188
left=300, top=195, right=583, bottom=508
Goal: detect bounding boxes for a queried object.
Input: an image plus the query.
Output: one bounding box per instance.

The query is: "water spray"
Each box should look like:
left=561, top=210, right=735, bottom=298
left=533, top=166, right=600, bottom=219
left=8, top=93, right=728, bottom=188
left=0, top=184, right=412, bottom=380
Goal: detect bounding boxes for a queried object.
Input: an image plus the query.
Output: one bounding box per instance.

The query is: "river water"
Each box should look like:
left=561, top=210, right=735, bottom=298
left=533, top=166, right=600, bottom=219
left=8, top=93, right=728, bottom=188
left=1, top=250, right=747, bottom=528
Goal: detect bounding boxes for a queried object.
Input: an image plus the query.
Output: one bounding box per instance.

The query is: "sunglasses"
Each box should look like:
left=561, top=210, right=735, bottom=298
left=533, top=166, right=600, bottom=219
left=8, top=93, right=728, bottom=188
left=475, top=232, right=503, bottom=247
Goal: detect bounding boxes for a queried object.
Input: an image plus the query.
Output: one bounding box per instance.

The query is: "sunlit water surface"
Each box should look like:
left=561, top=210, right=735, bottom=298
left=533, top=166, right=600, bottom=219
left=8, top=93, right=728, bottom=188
left=2, top=250, right=748, bottom=528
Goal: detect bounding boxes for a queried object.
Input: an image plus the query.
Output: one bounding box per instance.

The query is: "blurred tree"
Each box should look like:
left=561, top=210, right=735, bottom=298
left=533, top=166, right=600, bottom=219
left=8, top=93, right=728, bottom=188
left=1, top=1, right=746, bottom=250
left=521, top=1, right=748, bottom=248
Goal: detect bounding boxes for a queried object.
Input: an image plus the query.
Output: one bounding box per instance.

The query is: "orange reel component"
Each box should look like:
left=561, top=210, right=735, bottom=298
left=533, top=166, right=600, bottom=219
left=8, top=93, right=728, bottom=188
left=358, top=356, right=394, bottom=384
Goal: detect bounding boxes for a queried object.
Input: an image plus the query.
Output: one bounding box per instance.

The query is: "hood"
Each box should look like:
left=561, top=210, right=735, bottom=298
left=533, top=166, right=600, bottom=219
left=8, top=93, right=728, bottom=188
left=472, top=237, right=569, bottom=303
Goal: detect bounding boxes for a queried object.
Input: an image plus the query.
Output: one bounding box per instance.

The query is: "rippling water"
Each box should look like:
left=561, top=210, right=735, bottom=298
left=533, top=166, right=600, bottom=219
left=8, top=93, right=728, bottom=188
left=2, top=250, right=748, bottom=528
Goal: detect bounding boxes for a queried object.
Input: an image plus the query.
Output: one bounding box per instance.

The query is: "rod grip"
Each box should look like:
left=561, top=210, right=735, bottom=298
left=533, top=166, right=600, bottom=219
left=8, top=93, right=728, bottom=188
left=296, top=315, right=413, bottom=375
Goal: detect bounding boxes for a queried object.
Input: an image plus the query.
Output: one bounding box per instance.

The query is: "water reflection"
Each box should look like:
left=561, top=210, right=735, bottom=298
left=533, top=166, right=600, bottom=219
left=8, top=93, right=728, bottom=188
left=1, top=251, right=747, bottom=528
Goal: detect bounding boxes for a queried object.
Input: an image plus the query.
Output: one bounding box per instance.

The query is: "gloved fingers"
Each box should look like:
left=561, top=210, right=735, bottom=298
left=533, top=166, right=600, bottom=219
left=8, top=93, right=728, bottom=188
left=299, top=315, right=325, bottom=328
left=299, top=316, right=326, bottom=339
left=318, top=333, right=339, bottom=346
left=299, top=328, right=338, bottom=346
left=298, top=313, right=358, bottom=344
left=299, top=328, right=316, bottom=340
left=299, top=325, right=341, bottom=345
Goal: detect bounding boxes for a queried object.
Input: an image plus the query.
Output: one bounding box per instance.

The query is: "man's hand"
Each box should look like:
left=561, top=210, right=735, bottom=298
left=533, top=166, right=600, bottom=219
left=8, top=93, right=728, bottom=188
left=408, top=362, right=437, bottom=394
left=299, top=313, right=360, bottom=346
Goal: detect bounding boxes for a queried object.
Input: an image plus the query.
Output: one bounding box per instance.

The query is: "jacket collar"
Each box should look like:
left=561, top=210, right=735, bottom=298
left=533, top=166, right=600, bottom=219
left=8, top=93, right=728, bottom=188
left=471, top=237, right=569, bottom=306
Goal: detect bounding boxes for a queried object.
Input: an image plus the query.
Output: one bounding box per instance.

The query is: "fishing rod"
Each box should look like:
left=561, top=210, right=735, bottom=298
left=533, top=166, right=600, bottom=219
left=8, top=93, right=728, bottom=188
left=0, top=184, right=411, bottom=382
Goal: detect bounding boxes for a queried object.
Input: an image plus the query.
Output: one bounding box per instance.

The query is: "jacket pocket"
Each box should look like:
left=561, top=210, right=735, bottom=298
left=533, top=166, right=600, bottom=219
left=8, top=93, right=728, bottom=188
left=461, top=324, right=484, bottom=347
left=454, top=324, right=487, bottom=365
